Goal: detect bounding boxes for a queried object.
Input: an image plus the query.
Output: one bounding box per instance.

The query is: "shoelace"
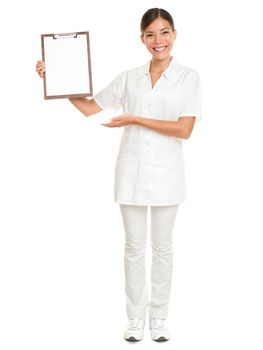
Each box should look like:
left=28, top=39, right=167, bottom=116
left=150, top=318, right=167, bottom=329
left=128, top=319, right=143, bottom=329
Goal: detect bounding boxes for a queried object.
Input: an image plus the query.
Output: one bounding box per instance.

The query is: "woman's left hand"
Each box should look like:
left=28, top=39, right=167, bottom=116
left=101, top=114, right=137, bottom=128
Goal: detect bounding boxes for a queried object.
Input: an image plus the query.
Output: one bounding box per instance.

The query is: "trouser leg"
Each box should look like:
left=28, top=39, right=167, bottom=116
left=119, top=204, right=148, bottom=319
left=149, top=205, right=179, bottom=319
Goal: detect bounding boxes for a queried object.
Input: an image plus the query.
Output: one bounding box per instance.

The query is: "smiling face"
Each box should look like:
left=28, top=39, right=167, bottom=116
left=141, top=17, right=176, bottom=62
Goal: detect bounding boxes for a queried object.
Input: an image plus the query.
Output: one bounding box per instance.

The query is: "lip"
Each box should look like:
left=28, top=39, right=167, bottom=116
left=152, top=46, right=168, bottom=53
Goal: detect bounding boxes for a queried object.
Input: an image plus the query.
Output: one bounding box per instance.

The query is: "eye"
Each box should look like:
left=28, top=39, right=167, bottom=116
left=146, top=34, right=153, bottom=37
left=162, top=31, right=169, bottom=35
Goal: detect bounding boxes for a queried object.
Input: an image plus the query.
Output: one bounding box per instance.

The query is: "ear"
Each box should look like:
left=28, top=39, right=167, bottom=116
left=140, top=34, right=145, bottom=45
left=173, top=29, right=177, bottom=41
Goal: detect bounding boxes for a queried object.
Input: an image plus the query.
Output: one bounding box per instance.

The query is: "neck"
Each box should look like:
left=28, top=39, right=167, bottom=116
left=150, top=56, right=172, bottom=73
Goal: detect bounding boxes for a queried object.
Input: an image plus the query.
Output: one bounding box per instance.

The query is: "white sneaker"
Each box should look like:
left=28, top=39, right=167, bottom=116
left=124, top=318, right=145, bottom=341
left=149, top=318, right=170, bottom=341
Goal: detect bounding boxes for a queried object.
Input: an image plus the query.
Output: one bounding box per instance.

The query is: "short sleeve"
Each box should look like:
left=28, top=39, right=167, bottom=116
left=178, top=70, right=202, bottom=121
left=93, top=71, right=126, bottom=112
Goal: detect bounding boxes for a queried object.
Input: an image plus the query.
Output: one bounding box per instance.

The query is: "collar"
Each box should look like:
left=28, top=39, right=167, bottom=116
left=133, top=56, right=178, bottom=81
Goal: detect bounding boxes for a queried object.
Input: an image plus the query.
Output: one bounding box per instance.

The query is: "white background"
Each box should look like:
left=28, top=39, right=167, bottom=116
left=1, top=0, right=263, bottom=349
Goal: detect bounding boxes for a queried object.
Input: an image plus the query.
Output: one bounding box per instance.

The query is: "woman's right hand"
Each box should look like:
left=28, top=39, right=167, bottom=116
left=36, top=61, right=46, bottom=78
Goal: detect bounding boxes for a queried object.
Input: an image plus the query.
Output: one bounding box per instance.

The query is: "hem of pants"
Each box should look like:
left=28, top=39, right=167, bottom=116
left=148, top=304, right=169, bottom=319
left=127, top=305, right=147, bottom=319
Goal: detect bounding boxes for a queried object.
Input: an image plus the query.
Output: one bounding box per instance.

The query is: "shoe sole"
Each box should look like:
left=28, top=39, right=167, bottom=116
left=125, top=336, right=142, bottom=342
left=154, top=336, right=169, bottom=342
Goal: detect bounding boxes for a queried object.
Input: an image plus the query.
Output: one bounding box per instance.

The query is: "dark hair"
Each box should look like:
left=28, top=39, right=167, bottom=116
left=140, top=8, right=175, bottom=34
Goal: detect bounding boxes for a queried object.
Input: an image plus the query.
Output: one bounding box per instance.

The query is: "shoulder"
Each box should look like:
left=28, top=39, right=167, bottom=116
left=167, top=61, right=200, bottom=84
left=123, top=62, right=149, bottom=80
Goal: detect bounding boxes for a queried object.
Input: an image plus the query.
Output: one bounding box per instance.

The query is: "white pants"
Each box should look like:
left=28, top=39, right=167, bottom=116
left=119, top=204, right=179, bottom=319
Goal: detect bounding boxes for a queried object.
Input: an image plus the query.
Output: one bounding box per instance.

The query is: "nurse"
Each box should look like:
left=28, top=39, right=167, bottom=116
left=36, top=7, right=201, bottom=342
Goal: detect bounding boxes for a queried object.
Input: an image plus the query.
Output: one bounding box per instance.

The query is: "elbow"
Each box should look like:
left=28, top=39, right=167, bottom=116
left=172, top=118, right=195, bottom=139
left=181, top=128, right=192, bottom=139
left=83, top=111, right=91, bottom=117
left=184, top=130, right=191, bottom=139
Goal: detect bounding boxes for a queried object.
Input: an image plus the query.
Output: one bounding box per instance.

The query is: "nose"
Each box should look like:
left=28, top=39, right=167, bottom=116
left=153, top=34, right=162, bottom=44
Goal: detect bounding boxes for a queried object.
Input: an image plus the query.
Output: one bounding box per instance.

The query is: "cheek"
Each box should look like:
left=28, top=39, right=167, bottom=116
left=145, top=39, right=154, bottom=48
left=166, top=38, right=174, bottom=47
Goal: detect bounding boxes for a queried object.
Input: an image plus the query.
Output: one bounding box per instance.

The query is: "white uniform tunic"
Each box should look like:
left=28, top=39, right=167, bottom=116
left=94, top=57, right=201, bottom=206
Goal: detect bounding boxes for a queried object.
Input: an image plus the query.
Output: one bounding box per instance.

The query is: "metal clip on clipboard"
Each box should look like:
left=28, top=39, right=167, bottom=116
left=53, top=33, right=78, bottom=39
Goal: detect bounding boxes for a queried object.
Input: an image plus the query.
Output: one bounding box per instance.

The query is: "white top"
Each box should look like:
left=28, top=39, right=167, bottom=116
left=94, top=57, right=201, bottom=206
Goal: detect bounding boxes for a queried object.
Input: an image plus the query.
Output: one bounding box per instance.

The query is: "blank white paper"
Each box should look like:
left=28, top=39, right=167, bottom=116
left=44, top=34, right=91, bottom=97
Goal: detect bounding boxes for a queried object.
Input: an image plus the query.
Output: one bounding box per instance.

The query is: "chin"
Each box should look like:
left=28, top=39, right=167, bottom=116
left=152, top=53, right=171, bottom=61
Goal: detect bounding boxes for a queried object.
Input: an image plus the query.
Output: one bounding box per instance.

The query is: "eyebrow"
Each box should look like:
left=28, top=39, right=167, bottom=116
left=145, top=27, right=171, bottom=34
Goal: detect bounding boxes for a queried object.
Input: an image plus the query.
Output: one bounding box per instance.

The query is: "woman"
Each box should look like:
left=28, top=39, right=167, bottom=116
left=36, top=8, right=201, bottom=342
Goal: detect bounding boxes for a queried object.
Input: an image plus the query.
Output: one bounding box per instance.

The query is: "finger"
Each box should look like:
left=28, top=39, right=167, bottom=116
left=101, top=123, right=113, bottom=128
left=37, top=70, right=44, bottom=78
left=36, top=70, right=43, bottom=77
left=36, top=63, right=46, bottom=70
left=37, top=61, right=45, bottom=66
left=37, top=66, right=45, bottom=72
left=36, top=66, right=45, bottom=73
left=101, top=123, right=116, bottom=127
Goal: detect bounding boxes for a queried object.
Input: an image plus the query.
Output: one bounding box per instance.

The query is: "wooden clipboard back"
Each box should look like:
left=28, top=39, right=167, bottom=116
left=41, top=31, right=93, bottom=99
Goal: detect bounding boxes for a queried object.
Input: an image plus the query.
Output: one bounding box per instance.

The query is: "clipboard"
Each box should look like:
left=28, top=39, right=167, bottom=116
left=41, top=31, right=93, bottom=99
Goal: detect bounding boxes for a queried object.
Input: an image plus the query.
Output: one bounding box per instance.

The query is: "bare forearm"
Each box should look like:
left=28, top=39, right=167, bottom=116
left=134, top=116, right=195, bottom=139
left=68, top=97, right=102, bottom=117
